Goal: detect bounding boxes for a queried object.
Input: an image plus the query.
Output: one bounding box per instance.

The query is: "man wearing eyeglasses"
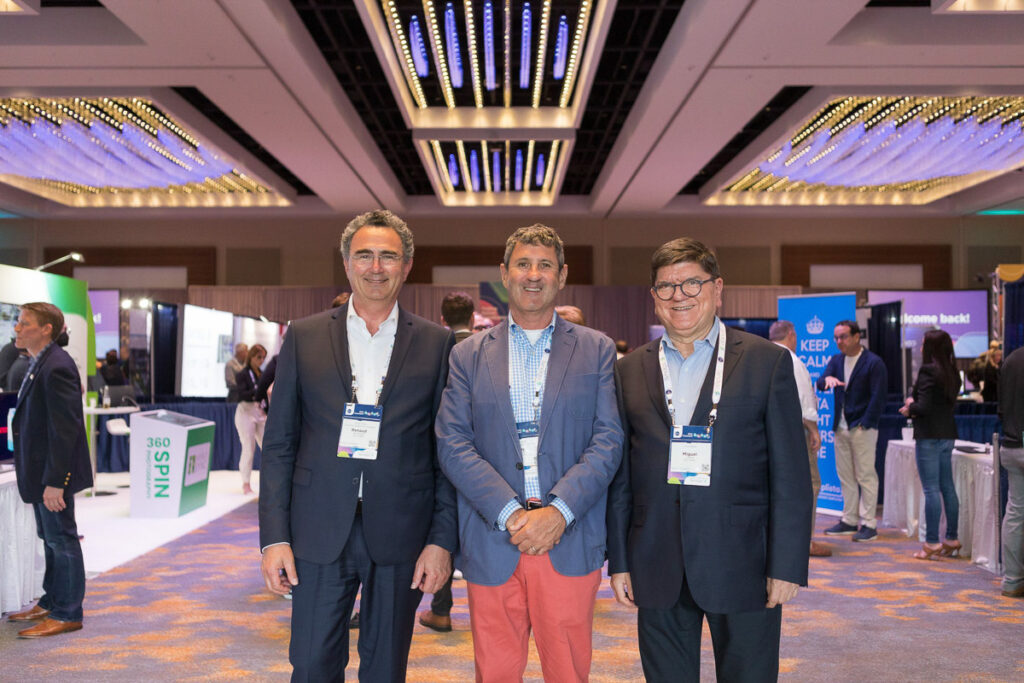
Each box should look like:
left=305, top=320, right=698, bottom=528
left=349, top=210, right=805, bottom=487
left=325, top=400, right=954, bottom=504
left=816, top=320, right=887, bottom=543
left=608, top=237, right=811, bottom=681
left=259, top=210, right=456, bottom=682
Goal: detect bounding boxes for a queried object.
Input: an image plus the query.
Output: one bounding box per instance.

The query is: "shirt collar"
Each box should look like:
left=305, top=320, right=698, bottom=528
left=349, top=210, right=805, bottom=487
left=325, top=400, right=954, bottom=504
left=661, top=316, right=720, bottom=356
left=508, top=310, right=557, bottom=336
left=347, top=298, right=399, bottom=332
left=29, top=341, right=54, bottom=361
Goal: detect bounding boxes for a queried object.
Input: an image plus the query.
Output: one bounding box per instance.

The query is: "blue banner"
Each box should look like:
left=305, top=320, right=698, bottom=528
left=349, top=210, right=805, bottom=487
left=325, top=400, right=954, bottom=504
left=777, top=293, right=856, bottom=514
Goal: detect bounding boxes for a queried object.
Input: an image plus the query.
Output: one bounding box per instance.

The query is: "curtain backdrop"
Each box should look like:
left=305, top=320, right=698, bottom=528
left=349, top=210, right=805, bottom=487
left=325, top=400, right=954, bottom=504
left=868, top=300, right=904, bottom=397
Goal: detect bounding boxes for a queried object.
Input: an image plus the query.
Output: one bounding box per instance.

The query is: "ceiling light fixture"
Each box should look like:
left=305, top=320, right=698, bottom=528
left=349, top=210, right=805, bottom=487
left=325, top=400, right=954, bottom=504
left=35, top=251, right=83, bottom=272
left=558, top=0, right=591, bottom=107
left=531, top=0, right=552, bottom=107
left=409, top=16, right=430, bottom=77
left=519, top=3, right=532, bottom=90
left=444, top=2, right=464, bottom=89
left=483, top=0, right=497, bottom=91
left=463, top=0, right=484, bottom=106
left=553, top=15, right=569, bottom=80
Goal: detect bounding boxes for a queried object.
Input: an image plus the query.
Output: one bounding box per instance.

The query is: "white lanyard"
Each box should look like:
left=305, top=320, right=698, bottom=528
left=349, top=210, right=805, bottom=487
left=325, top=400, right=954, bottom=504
left=350, top=341, right=394, bottom=408
left=658, top=321, right=727, bottom=427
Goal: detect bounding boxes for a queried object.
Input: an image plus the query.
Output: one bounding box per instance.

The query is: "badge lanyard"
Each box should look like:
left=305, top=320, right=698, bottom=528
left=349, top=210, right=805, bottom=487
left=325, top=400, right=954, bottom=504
left=350, top=340, right=394, bottom=408
left=658, top=320, right=727, bottom=428
left=511, top=332, right=551, bottom=483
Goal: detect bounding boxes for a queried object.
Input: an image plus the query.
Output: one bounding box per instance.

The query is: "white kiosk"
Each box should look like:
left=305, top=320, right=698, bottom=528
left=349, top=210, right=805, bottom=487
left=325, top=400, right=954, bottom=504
left=129, top=410, right=214, bottom=518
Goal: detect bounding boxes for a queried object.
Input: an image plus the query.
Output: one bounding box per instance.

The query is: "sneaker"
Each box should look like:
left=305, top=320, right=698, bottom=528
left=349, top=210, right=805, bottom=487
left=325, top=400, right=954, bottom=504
left=852, top=526, right=878, bottom=542
left=824, top=521, right=858, bottom=536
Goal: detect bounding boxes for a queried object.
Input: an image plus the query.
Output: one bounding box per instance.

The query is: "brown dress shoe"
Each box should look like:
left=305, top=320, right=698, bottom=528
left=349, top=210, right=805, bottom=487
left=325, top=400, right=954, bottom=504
left=418, top=610, right=452, bottom=632
left=17, top=618, right=82, bottom=638
left=809, top=541, right=833, bottom=557
left=7, top=604, right=50, bottom=622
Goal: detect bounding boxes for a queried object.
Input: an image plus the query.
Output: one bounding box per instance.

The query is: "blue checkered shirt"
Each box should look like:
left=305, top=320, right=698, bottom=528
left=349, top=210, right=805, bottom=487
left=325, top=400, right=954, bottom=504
left=18, top=341, right=54, bottom=404
left=497, top=312, right=574, bottom=530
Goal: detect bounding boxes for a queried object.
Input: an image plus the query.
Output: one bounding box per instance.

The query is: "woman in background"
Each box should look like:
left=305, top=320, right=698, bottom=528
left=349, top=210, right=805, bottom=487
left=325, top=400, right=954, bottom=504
left=235, top=343, right=267, bottom=495
left=900, top=329, right=961, bottom=560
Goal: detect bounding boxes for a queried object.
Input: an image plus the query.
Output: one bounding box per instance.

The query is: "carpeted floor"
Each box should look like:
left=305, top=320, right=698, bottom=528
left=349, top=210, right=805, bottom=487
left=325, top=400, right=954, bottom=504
left=3, top=503, right=1023, bottom=681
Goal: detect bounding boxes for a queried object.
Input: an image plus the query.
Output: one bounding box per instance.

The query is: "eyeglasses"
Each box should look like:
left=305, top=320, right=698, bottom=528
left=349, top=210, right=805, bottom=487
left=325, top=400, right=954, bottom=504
left=351, top=252, right=402, bottom=266
left=652, top=277, right=714, bottom=301
left=834, top=333, right=853, bottom=341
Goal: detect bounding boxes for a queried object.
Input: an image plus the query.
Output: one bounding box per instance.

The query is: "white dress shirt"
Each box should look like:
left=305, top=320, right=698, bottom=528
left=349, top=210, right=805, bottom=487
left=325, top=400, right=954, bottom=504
left=774, top=342, right=818, bottom=423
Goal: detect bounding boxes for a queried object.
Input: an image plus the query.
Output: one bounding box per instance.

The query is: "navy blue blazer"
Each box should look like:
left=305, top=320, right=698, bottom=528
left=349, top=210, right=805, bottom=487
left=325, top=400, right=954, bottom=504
left=816, top=348, right=888, bottom=430
left=258, top=304, right=457, bottom=566
left=11, top=344, right=92, bottom=503
left=607, top=328, right=811, bottom=614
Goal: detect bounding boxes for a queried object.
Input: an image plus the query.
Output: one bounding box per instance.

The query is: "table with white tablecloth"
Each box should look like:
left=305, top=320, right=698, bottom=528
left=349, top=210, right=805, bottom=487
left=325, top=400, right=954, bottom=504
left=881, top=439, right=999, bottom=573
left=0, top=467, right=45, bottom=614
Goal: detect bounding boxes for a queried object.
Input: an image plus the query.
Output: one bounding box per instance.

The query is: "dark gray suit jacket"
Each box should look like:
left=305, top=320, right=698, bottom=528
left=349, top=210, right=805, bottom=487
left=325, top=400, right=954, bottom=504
left=258, top=304, right=457, bottom=565
left=607, top=327, right=811, bottom=613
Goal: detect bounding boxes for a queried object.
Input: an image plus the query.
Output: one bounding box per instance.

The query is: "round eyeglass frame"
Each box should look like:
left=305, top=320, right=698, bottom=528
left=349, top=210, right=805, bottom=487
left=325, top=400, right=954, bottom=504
left=652, top=277, right=715, bottom=301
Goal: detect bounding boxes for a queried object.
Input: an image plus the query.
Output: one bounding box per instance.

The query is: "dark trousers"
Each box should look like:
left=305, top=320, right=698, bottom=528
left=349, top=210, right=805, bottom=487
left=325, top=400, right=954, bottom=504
left=289, top=516, right=422, bottom=683
left=429, top=575, right=453, bottom=616
left=638, top=575, right=781, bottom=683
left=32, top=492, right=86, bottom=622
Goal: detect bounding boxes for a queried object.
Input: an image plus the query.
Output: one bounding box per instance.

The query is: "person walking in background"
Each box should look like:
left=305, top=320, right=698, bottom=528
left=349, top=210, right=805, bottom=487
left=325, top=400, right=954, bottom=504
left=899, top=329, right=961, bottom=560
left=770, top=319, right=830, bottom=558
left=99, top=349, right=126, bottom=386
left=225, top=342, right=247, bottom=402
left=817, top=320, right=887, bottom=542
left=235, top=343, right=267, bottom=495
left=7, top=303, right=93, bottom=638
left=999, top=345, right=1024, bottom=598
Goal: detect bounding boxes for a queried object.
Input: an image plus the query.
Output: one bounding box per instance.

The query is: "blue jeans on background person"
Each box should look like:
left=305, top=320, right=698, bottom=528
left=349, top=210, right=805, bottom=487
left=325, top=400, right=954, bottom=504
left=914, top=438, right=959, bottom=545
left=32, top=491, right=86, bottom=622
left=1001, top=447, right=1024, bottom=593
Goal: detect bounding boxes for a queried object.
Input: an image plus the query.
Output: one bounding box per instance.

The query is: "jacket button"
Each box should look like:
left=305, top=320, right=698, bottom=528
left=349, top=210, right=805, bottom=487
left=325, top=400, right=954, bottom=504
left=352, top=477, right=359, bottom=486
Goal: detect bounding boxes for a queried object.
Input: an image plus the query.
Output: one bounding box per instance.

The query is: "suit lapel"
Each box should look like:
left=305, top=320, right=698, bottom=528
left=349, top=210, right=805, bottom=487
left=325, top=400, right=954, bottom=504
left=379, top=308, right=414, bottom=406
left=538, top=319, right=576, bottom=443
left=691, top=327, right=743, bottom=426
left=16, top=344, right=52, bottom=410
left=642, top=342, right=672, bottom=428
left=483, top=322, right=521, bottom=448
left=328, top=305, right=353, bottom=403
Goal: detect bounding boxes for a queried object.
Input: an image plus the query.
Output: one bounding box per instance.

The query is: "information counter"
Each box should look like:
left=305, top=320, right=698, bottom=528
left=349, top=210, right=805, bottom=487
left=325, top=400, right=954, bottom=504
left=0, top=466, right=44, bottom=614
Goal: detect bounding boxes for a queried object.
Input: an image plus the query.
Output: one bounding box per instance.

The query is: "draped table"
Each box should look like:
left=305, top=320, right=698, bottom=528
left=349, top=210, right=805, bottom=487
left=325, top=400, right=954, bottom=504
left=0, top=467, right=44, bottom=614
left=881, top=439, right=999, bottom=573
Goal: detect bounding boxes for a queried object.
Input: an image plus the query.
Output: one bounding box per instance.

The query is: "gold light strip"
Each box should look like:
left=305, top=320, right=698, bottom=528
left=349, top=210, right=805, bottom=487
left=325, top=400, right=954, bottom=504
left=481, top=141, right=493, bottom=192
left=430, top=140, right=454, bottom=192
left=503, top=0, right=512, bottom=108
left=463, top=0, right=484, bottom=108
left=505, top=140, right=511, bottom=192
left=558, top=0, right=591, bottom=108
left=423, top=0, right=456, bottom=108
left=542, top=140, right=559, bottom=192
left=524, top=140, right=535, bottom=193
left=456, top=140, right=474, bottom=193
left=382, top=0, right=428, bottom=108
left=531, top=0, right=552, bottom=108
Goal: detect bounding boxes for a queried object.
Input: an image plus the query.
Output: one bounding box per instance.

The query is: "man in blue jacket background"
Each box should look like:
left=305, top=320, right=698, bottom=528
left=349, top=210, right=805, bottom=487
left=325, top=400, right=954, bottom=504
left=817, top=319, right=887, bottom=542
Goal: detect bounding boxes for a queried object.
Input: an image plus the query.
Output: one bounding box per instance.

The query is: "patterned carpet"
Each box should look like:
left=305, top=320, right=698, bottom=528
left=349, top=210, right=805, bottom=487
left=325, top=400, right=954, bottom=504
left=2, top=502, right=1023, bottom=682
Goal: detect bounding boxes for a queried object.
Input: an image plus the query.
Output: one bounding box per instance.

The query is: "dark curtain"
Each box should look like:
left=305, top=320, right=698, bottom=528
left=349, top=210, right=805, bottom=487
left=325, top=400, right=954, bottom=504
left=1005, top=280, right=1024, bottom=358
left=868, top=301, right=903, bottom=397
left=722, top=318, right=774, bottom=340
left=151, top=302, right=179, bottom=398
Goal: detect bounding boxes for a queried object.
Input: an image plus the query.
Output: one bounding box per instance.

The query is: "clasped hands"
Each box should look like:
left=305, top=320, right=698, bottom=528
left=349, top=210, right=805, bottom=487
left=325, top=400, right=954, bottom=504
left=898, top=396, right=914, bottom=417
left=507, top=506, right=566, bottom=556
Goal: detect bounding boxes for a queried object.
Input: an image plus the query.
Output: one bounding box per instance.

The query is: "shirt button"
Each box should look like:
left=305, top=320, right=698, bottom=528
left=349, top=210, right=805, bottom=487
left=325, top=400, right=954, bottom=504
left=352, top=477, right=359, bottom=486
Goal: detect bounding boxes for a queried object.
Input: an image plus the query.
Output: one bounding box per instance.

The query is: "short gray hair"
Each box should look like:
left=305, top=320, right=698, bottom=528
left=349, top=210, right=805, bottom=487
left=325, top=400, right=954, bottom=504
left=503, top=224, right=565, bottom=269
left=340, top=210, right=414, bottom=262
left=768, top=319, right=794, bottom=342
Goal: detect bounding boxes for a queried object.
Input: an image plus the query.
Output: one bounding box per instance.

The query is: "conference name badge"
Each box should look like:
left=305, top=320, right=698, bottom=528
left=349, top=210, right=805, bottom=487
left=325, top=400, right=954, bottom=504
left=517, top=421, right=539, bottom=470
left=337, top=403, right=382, bottom=460
left=667, top=425, right=712, bottom=487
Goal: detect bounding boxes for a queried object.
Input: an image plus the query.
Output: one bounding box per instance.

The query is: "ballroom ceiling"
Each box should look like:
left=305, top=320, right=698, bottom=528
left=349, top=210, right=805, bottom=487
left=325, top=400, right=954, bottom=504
left=3, top=0, right=1024, bottom=217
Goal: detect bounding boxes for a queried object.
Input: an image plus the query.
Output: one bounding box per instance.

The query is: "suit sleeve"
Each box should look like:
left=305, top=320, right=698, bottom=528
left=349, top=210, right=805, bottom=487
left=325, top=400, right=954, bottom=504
left=258, top=326, right=301, bottom=549
left=41, top=363, right=86, bottom=490
left=765, top=349, right=812, bottom=586
left=436, top=343, right=522, bottom=527
left=864, top=356, right=888, bottom=426
left=547, top=337, right=624, bottom=524
left=426, top=331, right=458, bottom=552
left=908, top=365, right=939, bottom=418
left=606, top=359, right=633, bottom=574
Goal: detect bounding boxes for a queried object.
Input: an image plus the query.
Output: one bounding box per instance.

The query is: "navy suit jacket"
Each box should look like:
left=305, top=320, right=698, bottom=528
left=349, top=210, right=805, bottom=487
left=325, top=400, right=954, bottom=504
left=816, top=348, right=887, bottom=430
left=436, top=316, right=623, bottom=586
left=607, top=328, right=811, bottom=614
left=258, top=304, right=457, bottom=565
left=11, top=344, right=92, bottom=503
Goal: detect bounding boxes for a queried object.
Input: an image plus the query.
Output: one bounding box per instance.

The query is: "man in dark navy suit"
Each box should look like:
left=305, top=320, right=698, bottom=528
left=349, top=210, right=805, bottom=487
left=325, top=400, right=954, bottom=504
left=7, top=302, right=92, bottom=638
left=259, top=210, right=456, bottom=682
left=608, top=238, right=811, bottom=682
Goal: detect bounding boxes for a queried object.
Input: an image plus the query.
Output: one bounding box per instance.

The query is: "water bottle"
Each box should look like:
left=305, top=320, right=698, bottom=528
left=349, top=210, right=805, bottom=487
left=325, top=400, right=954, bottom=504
left=102, top=385, right=111, bottom=408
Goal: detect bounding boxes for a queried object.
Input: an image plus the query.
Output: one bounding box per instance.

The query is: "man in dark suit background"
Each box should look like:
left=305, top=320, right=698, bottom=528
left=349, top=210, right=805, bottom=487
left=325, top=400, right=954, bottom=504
left=7, top=302, right=92, bottom=638
left=607, top=238, right=811, bottom=682
left=259, top=210, right=456, bottom=682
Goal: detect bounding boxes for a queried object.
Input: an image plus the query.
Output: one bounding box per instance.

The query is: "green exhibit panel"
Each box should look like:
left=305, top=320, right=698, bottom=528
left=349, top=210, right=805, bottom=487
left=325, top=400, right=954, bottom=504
left=129, top=410, right=215, bottom=518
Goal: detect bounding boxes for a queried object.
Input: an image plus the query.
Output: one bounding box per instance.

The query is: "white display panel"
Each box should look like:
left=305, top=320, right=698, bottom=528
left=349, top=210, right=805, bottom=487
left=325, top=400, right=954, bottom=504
left=232, top=316, right=284, bottom=365
left=179, top=304, right=235, bottom=397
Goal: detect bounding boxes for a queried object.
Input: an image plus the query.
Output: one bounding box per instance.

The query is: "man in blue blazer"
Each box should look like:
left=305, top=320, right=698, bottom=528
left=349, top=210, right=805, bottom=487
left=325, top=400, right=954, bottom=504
left=437, top=225, right=623, bottom=682
left=607, top=239, right=811, bottom=682
left=259, top=211, right=456, bottom=682
left=816, top=319, right=888, bottom=542
left=8, top=302, right=92, bottom=638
